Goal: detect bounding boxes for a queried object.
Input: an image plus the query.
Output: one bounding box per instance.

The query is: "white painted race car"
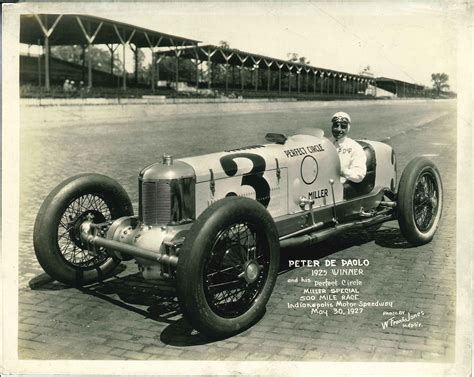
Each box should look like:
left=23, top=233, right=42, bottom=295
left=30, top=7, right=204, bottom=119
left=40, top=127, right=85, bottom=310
left=33, top=128, right=442, bottom=337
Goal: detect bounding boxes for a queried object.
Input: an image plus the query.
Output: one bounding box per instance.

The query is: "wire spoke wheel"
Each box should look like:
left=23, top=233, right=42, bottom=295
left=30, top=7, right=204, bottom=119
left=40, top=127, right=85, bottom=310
left=413, top=173, right=439, bottom=232
left=58, top=193, right=112, bottom=269
left=204, top=222, right=269, bottom=318
left=397, top=157, right=443, bottom=246
left=177, top=196, right=279, bottom=337
left=34, top=173, right=133, bottom=286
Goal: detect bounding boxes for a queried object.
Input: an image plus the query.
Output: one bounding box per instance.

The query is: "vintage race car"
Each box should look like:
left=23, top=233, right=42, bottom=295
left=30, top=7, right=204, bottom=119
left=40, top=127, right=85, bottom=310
left=33, top=128, right=443, bottom=338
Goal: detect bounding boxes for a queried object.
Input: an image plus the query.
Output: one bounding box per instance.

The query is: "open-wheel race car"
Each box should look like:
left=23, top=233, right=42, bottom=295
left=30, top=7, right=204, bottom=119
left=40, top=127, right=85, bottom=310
left=33, top=128, right=443, bottom=338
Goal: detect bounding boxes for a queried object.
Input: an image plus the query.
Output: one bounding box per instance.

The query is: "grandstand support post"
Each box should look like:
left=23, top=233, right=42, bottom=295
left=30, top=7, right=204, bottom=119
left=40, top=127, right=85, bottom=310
left=276, top=63, right=283, bottom=94
left=264, top=60, right=272, bottom=92
left=305, top=68, right=309, bottom=93
left=220, top=50, right=234, bottom=93
left=88, top=43, right=92, bottom=88
left=287, top=64, right=293, bottom=94
left=224, top=63, right=229, bottom=92
left=87, top=34, right=92, bottom=88
left=156, top=56, right=163, bottom=87
left=374, top=80, right=377, bottom=97
left=113, top=25, right=136, bottom=90
left=353, top=78, right=357, bottom=95
left=208, top=57, right=212, bottom=89
left=296, top=69, right=301, bottom=93
left=106, top=44, right=119, bottom=75
left=195, top=59, right=200, bottom=91
left=81, top=45, right=86, bottom=82
left=76, top=17, right=104, bottom=89
left=170, top=40, right=186, bottom=92
left=34, top=14, right=63, bottom=92
left=201, top=48, right=217, bottom=89
left=313, top=71, right=316, bottom=93
left=122, top=43, right=127, bottom=90
left=176, top=53, right=179, bottom=91
left=237, top=54, right=248, bottom=94
left=327, top=73, right=331, bottom=95
left=232, top=66, right=236, bottom=89
left=333, top=74, right=336, bottom=96
left=267, top=69, right=271, bottom=92
left=254, top=68, right=258, bottom=92
left=278, top=69, right=282, bottom=93
left=151, top=52, right=156, bottom=92
left=135, top=47, right=140, bottom=85
left=320, top=73, right=324, bottom=95
left=174, top=50, right=180, bottom=92
left=37, top=39, right=42, bottom=89
left=144, top=33, right=163, bottom=91
left=251, top=57, right=261, bottom=93
left=129, top=44, right=139, bottom=85
left=44, top=36, right=50, bottom=91
left=267, top=67, right=272, bottom=93
left=338, top=75, right=342, bottom=96
left=193, top=48, right=200, bottom=91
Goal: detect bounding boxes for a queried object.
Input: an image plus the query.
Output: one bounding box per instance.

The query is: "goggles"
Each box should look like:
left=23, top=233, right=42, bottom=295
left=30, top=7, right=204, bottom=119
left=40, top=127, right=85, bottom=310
left=332, top=119, right=349, bottom=129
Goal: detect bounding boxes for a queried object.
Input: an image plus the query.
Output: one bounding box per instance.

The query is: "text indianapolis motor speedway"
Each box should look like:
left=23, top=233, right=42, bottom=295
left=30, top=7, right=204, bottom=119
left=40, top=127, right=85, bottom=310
left=287, top=300, right=394, bottom=310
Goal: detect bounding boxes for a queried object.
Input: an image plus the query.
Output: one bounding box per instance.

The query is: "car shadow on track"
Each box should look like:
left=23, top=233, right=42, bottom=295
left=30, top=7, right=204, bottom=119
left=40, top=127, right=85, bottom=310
left=278, top=224, right=413, bottom=273
left=28, top=224, right=413, bottom=347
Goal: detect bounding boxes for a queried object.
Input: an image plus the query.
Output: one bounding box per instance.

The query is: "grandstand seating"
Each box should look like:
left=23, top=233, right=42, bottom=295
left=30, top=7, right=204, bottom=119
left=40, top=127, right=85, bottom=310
left=21, top=54, right=121, bottom=87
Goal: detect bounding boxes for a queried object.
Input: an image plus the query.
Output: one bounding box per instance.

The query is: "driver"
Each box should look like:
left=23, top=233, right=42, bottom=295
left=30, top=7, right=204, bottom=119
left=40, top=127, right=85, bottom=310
left=331, top=111, right=367, bottom=183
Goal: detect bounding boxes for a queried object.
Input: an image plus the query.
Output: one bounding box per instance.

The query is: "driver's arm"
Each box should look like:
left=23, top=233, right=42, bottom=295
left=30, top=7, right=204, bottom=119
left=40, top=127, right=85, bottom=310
left=342, top=143, right=367, bottom=183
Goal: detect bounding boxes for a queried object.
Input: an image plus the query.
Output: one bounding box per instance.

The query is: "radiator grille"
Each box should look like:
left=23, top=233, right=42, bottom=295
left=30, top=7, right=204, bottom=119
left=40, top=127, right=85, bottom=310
left=140, top=180, right=171, bottom=225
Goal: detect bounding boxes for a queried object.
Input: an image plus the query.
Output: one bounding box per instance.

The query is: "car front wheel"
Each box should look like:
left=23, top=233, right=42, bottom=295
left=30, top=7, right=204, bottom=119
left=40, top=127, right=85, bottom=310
left=33, top=173, right=133, bottom=286
left=176, top=196, right=280, bottom=338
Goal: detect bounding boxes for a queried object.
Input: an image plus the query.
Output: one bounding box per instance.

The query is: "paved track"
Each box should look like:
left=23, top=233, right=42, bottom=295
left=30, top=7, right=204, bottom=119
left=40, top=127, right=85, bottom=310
left=18, top=99, right=456, bottom=361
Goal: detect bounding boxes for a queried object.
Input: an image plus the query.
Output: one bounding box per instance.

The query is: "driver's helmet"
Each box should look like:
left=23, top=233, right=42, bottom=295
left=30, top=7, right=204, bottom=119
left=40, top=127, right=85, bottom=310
left=331, top=111, right=351, bottom=125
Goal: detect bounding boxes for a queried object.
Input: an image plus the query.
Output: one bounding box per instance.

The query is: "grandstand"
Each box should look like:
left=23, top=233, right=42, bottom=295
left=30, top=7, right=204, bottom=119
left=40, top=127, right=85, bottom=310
left=20, top=13, right=426, bottom=100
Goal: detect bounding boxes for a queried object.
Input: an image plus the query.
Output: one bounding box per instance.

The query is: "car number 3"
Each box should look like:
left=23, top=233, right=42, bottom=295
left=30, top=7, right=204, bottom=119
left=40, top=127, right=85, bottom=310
left=219, top=153, right=271, bottom=208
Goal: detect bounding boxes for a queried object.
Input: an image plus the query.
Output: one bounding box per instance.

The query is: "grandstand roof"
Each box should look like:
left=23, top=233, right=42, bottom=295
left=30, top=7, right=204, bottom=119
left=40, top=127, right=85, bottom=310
left=158, top=44, right=376, bottom=82
left=20, top=14, right=199, bottom=47
left=376, top=77, right=425, bottom=90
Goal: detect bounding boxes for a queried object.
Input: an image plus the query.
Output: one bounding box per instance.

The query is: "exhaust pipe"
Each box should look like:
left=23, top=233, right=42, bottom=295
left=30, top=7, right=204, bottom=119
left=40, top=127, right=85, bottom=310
left=280, top=213, right=393, bottom=249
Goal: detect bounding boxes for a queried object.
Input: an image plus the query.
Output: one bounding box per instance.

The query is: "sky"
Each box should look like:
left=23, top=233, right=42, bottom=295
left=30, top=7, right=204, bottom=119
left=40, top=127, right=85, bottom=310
left=21, top=1, right=465, bottom=91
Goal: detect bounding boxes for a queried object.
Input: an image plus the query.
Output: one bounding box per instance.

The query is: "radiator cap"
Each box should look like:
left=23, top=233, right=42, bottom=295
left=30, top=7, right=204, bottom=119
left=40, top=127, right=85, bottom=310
left=139, top=158, right=195, bottom=180
left=162, top=154, right=173, bottom=166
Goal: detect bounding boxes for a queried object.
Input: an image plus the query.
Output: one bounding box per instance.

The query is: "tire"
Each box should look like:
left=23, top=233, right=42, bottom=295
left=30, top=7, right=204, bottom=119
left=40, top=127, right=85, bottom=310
left=33, top=173, right=133, bottom=286
left=397, top=157, right=443, bottom=245
left=176, top=196, right=280, bottom=338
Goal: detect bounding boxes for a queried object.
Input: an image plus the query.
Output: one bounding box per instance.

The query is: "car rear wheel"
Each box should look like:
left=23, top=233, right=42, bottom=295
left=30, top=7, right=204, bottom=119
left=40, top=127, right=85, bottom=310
left=33, top=173, right=133, bottom=286
left=176, top=196, right=280, bottom=338
left=397, top=157, right=443, bottom=245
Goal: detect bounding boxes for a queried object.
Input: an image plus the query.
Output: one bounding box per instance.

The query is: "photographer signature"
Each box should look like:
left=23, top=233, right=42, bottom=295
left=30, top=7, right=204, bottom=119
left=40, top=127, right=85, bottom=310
left=381, top=310, right=425, bottom=329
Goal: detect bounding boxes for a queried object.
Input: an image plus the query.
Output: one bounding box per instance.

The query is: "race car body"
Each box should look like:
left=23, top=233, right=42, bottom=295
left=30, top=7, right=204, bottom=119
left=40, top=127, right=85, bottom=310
left=33, top=128, right=442, bottom=338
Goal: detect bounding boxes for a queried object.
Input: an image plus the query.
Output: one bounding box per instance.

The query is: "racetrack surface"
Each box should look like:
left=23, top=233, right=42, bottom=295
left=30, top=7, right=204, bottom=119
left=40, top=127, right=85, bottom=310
left=18, top=99, right=456, bottom=361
